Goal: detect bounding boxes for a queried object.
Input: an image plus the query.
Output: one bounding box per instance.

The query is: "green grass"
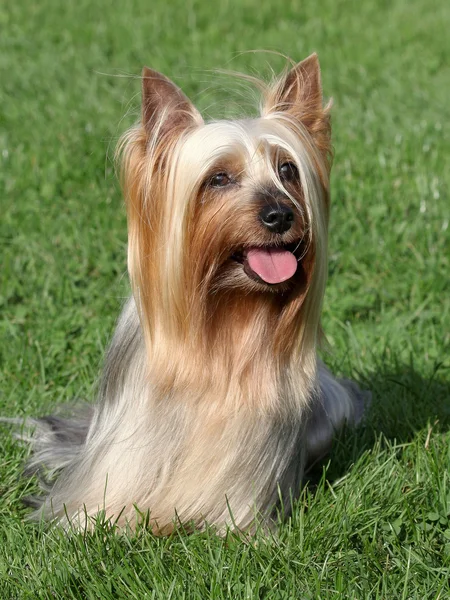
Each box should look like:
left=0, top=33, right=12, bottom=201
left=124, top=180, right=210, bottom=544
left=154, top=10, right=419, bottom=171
left=1, top=0, right=449, bottom=597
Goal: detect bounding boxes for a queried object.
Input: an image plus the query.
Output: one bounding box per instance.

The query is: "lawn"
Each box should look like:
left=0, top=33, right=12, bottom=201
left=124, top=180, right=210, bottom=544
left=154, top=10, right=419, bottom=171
left=1, top=0, right=449, bottom=597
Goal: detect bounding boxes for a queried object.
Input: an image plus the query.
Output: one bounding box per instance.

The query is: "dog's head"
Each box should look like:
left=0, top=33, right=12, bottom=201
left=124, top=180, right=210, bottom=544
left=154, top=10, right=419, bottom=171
left=119, top=54, right=331, bottom=363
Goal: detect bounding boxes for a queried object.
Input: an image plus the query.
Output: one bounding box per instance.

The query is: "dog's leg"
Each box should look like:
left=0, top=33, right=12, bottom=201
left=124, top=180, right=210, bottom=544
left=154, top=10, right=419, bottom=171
left=305, top=362, right=370, bottom=467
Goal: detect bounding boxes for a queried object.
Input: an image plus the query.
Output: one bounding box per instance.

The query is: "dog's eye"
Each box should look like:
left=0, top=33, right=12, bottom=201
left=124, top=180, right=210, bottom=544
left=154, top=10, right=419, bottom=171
left=278, top=162, right=299, bottom=183
left=208, top=172, right=232, bottom=188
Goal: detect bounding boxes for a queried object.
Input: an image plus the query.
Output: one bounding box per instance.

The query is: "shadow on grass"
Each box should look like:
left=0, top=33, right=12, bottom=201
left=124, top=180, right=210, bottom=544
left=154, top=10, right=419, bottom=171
left=308, top=360, right=450, bottom=483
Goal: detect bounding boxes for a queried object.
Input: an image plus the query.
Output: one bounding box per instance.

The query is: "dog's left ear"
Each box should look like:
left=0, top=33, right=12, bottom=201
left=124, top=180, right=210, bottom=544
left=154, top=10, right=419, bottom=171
left=141, top=67, right=203, bottom=138
left=262, top=53, right=331, bottom=148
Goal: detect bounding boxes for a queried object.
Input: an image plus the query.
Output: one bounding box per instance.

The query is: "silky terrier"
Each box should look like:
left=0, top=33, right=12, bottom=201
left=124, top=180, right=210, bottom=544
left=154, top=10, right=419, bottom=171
left=17, top=53, right=368, bottom=533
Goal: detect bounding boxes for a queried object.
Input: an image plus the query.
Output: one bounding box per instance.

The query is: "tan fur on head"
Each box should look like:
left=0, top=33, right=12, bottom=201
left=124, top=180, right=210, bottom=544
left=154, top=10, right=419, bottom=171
left=20, top=55, right=365, bottom=534
left=119, top=55, right=330, bottom=413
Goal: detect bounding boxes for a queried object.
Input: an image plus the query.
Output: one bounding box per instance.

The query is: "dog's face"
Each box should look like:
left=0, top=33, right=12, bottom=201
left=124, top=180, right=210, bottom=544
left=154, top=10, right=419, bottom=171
left=121, top=54, right=331, bottom=351
left=187, top=119, right=317, bottom=297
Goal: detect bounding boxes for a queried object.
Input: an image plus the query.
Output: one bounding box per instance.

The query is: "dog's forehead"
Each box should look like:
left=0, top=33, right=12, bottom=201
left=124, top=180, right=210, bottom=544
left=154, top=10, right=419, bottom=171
left=181, top=118, right=297, bottom=171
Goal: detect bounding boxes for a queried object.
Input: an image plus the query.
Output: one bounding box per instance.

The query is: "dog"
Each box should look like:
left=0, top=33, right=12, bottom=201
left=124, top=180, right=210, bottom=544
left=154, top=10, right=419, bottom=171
left=14, top=53, right=368, bottom=533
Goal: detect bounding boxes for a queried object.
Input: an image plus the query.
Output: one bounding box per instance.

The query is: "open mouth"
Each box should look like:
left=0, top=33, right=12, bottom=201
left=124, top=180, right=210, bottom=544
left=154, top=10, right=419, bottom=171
left=232, top=241, right=307, bottom=286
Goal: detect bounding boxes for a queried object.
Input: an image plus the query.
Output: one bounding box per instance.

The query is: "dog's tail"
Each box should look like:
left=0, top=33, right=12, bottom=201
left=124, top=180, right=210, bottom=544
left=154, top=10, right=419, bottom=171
left=1, top=406, right=93, bottom=507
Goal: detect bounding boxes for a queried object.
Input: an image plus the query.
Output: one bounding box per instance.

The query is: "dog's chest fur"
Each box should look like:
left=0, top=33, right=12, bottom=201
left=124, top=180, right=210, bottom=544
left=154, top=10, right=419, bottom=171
left=61, top=298, right=307, bottom=531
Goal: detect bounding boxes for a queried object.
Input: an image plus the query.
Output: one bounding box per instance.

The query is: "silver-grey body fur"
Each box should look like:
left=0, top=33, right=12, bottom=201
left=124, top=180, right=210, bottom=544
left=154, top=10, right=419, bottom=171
left=23, top=297, right=366, bottom=532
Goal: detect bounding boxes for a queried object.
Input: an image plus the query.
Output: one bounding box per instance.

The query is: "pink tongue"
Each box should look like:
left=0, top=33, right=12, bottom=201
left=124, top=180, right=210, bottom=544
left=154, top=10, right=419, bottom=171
left=246, top=248, right=298, bottom=284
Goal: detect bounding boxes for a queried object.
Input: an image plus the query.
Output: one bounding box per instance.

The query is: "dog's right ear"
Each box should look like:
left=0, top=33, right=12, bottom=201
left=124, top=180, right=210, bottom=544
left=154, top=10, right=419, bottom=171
left=262, top=54, right=331, bottom=160
left=141, top=68, right=203, bottom=138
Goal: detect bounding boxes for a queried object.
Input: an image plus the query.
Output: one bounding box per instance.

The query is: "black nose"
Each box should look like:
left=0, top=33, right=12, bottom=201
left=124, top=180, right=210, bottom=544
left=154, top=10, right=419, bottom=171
left=259, top=203, right=294, bottom=234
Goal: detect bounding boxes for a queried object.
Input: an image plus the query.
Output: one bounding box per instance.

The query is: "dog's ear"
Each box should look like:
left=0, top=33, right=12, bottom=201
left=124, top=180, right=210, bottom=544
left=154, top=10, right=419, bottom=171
left=262, top=54, right=331, bottom=148
left=141, top=67, right=203, bottom=137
